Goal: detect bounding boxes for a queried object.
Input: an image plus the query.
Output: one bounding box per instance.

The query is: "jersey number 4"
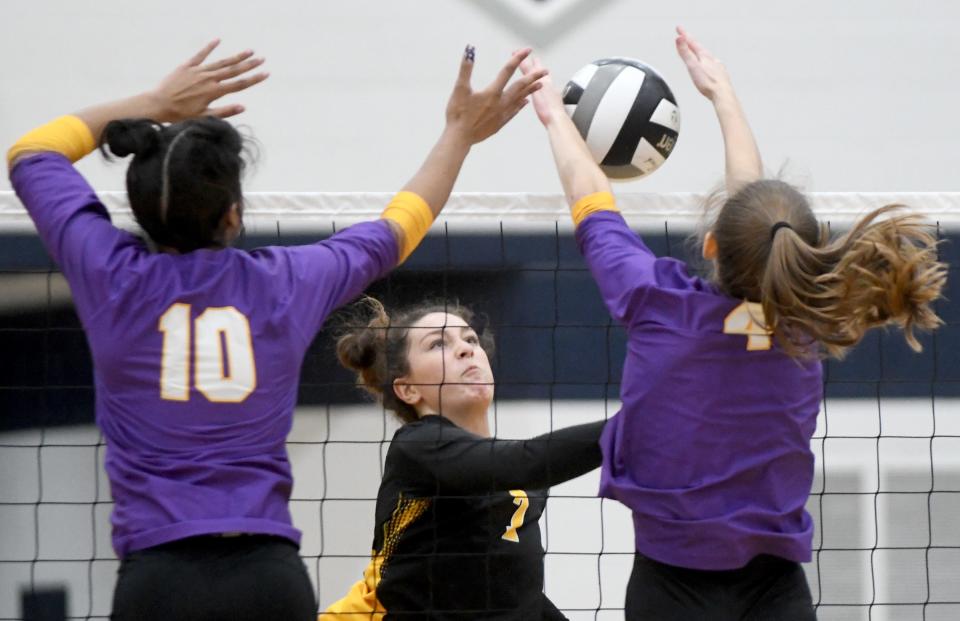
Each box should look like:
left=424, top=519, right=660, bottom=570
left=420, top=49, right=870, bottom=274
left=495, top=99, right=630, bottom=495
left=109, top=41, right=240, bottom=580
left=723, top=301, right=773, bottom=351
left=158, top=303, right=257, bottom=403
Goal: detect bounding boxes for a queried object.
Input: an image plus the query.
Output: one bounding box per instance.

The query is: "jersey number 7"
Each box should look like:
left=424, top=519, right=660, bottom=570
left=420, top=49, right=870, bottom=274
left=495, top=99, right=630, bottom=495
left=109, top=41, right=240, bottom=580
left=158, top=303, right=257, bottom=403
left=501, top=490, right=530, bottom=543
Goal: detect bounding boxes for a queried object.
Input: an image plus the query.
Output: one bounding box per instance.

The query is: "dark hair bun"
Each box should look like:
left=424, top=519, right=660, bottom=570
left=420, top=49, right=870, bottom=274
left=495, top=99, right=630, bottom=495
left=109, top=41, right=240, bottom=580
left=336, top=330, right=380, bottom=372
left=190, top=117, right=244, bottom=154
left=101, top=119, right=162, bottom=158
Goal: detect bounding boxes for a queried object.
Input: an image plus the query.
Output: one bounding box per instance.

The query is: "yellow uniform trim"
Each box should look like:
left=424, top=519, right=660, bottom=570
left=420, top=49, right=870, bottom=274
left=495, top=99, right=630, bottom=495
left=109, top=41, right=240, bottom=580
left=380, top=191, right=433, bottom=263
left=319, top=553, right=386, bottom=621
left=571, top=191, right=618, bottom=228
left=320, top=495, right=431, bottom=620
left=7, top=115, right=96, bottom=167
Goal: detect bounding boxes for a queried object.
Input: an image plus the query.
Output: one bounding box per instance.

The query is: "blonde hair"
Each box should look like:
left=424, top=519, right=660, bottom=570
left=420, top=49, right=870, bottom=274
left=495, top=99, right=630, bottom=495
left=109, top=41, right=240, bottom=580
left=711, top=180, right=947, bottom=358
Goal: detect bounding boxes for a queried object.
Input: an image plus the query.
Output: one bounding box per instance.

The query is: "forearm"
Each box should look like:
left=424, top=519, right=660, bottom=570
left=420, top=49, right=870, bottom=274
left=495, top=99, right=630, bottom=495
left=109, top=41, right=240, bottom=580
left=544, top=114, right=611, bottom=209
left=11, top=40, right=266, bottom=171
left=73, top=92, right=168, bottom=144
left=525, top=421, right=606, bottom=487
left=430, top=420, right=605, bottom=493
left=382, top=127, right=472, bottom=263
left=496, top=420, right=605, bottom=489
left=8, top=93, right=166, bottom=171
left=401, top=127, right=472, bottom=219
left=712, top=89, right=762, bottom=194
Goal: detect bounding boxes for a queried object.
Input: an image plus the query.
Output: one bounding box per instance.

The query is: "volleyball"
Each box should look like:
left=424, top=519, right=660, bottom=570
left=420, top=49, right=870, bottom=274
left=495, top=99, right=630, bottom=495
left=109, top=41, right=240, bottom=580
left=563, top=58, right=680, bottom=180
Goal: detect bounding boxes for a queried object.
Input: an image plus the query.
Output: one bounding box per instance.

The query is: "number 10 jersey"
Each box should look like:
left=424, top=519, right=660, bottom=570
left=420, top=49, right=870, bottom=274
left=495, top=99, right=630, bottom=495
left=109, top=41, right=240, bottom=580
left=11, top=153, right=399, bottom=558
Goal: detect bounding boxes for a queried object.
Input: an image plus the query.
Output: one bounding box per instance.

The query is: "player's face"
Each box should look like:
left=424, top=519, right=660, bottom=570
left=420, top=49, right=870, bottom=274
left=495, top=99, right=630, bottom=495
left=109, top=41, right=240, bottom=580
left=399, top=312, right=494, bottom=415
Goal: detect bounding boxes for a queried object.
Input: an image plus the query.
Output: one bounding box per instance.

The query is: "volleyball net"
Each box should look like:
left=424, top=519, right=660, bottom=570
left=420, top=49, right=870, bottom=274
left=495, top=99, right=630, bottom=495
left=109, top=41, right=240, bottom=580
left=0, top=191, right=958, bottom=621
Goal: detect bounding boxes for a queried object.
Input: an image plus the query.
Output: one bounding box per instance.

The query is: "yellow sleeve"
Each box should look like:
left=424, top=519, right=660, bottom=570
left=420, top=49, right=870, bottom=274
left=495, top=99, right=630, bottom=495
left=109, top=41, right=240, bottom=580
left=7, top=115, right=96, bottom=167
left=380, top=191, right=434, bottom=263
left=319, top=555, right=385, bottom=620
left=571, top=191, right=618, bottom=228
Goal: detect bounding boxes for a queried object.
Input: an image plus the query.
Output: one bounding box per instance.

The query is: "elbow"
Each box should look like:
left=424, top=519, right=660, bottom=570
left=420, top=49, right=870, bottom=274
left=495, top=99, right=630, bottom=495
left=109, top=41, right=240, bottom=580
left=6, top=147, right=27, bottom=174
left=8, top=146, right=60, bottom=175
left=563, top=175, right=610, bottom=208
left=8, top=116, right=97, bottom=170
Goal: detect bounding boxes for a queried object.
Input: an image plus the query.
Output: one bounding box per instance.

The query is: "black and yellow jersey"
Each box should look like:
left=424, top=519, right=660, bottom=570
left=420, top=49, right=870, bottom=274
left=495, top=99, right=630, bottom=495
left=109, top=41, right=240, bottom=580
left=322, top=414, right=605, bottom=620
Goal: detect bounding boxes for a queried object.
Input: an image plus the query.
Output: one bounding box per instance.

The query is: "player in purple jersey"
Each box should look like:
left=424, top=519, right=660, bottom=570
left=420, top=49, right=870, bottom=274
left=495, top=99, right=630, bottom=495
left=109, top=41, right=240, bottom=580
left=7, top=41, right=546, bottom=621
left=521, top=27, right=946, bottom=620
left=322, top=299, right=605, bottom=619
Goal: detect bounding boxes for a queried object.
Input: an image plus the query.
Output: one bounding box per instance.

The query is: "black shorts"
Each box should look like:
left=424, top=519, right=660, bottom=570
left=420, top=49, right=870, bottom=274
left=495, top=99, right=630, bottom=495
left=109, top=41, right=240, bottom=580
left=625, top=553, right=816, bottom=621
left=111, top=535, right=316, bottom=621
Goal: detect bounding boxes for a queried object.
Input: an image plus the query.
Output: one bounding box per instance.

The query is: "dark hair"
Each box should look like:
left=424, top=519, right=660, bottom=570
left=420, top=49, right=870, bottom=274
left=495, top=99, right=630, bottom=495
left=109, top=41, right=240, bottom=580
left=335, top=298, right=495, bottom=423
left=709, top=179, right=947, bottom=358
left=99, top=117, right=249, bottom=253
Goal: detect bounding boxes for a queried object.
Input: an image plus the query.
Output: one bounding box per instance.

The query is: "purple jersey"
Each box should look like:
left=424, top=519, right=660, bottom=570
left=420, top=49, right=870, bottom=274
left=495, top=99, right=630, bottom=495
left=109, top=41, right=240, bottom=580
left=576, top=209, right=822, bottom=570
left=11, top=154, right=398, bottom=557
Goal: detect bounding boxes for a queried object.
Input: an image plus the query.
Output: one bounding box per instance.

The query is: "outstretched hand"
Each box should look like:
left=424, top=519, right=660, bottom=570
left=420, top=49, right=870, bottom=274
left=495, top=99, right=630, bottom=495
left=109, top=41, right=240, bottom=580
left=516, top=54, right=610, bottom=206
left=445, top=46, right=548, bottom=144
left=518, top=55, right=564, bottom=127
left=676, top=26, right=761, bottom=191
left=675, top=26, right=732, bottom=102
left=149, top=39, right=270, bottom=122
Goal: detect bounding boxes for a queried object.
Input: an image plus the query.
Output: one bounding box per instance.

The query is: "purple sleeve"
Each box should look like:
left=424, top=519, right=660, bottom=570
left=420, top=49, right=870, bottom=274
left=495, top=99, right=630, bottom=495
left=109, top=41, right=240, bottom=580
left=10, top=153, right=137, bottom=319
left=574, top=210, right=695, bottom=326
left=279, top=219, right=399, bottom=341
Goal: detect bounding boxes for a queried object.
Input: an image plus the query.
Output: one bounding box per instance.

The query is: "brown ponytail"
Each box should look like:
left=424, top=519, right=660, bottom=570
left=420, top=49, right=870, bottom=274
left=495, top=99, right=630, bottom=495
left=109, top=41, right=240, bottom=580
left=712, top=180, right=947, bottom=358
left=335, top=297, right=495, bottom=423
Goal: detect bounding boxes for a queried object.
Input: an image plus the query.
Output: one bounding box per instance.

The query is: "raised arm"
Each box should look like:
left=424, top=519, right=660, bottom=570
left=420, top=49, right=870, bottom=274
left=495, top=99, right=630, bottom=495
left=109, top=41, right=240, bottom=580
left=382, top=47, right=547, bottom=262
left=523, top=55, right=661, bottom=325
left=7, top=39, right=268, bottom=170
left=675, top=26, right=762, bottom=194
left=395, top=420, right=605, bottom=496
left=6, top=40, right=267, bottom=310
left=281, top=47, right=548, bottom=338
left=520, top=55, right=611, bottom=209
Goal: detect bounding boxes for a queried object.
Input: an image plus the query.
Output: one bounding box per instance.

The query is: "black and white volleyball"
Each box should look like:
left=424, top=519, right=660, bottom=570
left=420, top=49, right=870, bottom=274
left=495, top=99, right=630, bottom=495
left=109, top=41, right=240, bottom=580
left=563, top=58, right=680, bottom=180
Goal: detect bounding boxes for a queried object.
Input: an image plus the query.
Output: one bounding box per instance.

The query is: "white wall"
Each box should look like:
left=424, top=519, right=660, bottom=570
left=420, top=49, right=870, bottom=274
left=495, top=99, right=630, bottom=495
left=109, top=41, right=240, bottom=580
left=3, top=0, right=960, bottom=196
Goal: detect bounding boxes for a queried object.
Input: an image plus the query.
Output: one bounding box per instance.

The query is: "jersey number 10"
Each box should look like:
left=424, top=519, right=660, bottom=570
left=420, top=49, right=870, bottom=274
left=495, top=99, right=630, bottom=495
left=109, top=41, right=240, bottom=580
left=158, top=303, right=257, bottom=403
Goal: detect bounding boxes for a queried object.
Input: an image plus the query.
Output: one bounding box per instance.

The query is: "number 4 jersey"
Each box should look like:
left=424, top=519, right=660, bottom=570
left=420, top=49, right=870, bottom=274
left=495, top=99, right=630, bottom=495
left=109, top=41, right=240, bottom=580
left=11, top=153, right=399, bottom=557
left=574, top=198, right=823, bottom=572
